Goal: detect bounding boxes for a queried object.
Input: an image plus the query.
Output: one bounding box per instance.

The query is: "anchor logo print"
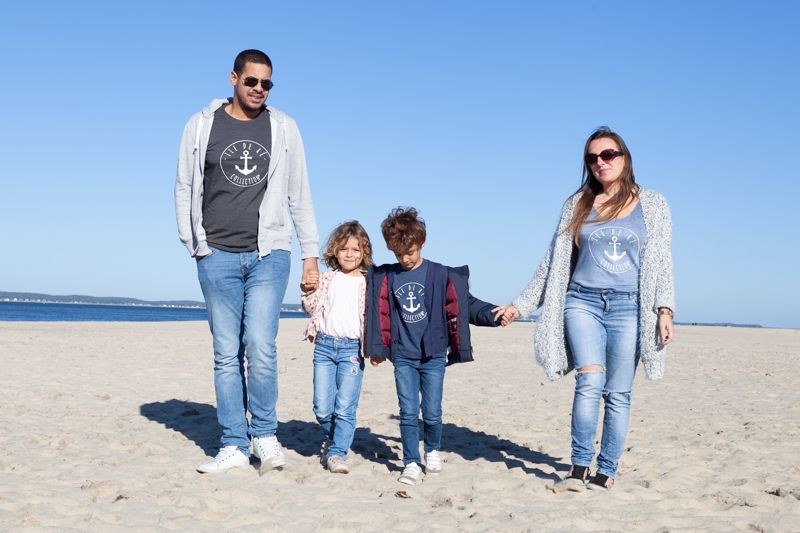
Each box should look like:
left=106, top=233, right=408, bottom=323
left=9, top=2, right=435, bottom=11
left=395, top=282, right=427, bottom=323
left=588, top=227, right=639, bottom=274
left=604, top=236, right=627, bottom=262
left=220, top=140, right=270, bottom=187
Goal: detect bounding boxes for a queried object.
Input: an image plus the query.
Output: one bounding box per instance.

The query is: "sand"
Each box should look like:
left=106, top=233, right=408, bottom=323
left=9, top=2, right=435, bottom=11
left=0, top=320, right=798, bottom=532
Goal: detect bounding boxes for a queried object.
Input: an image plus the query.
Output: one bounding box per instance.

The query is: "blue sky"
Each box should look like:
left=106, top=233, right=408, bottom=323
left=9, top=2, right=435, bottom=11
left=1, top=1, right=797, bottom=328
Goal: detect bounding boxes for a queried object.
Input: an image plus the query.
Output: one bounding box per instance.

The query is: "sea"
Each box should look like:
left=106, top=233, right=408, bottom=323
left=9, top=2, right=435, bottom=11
left=0, top=302, right=307, bottom=322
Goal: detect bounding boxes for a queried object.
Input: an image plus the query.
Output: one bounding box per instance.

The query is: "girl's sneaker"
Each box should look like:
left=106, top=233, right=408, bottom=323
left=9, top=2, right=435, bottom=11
left=398, top=463, right=422, bottom=485
left=553, top=465, right=590, bottom=493
left=326, top=455, right=350, bottom=474
left=587, top=473, right=614, bottom=490
left=424, top=450, right=442, bottom=473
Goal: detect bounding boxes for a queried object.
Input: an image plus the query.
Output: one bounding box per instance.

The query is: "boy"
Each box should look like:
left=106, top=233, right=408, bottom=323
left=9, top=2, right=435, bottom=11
left=365, top=207, right=508, bottom=485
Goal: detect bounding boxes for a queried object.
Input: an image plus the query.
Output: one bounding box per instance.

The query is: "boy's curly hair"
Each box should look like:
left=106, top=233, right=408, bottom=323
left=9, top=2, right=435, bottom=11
left=322, top=220, right=373, bottom=270
left=380, top=207, right=426, bottom=253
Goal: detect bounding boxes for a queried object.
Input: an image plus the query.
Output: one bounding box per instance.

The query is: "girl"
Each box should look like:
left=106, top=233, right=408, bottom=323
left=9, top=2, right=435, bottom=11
left=302, top=221, right=375, bottom=474
left=504, top=127, right=675, bottom=491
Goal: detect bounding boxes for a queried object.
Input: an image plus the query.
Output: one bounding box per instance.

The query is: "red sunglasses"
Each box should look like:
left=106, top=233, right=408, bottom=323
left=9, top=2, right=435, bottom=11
left=585, top=149, right=624, bottom=165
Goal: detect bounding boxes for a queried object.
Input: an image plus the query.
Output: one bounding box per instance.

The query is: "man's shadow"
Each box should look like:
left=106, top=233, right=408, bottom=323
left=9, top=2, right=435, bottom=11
left=140, top=399, right=221, bottom=457
left=139, top=400, right=333, bottom=459
left=140, top=400, right=564, bottom=480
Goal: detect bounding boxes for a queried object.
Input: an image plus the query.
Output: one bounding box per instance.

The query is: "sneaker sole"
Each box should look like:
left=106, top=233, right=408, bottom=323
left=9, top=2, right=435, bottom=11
left=196, top=462, right=249, bottom=474
left=398, top=477, right=417, bottom=485
left=257, top=456, right=287, bottom=475
left=552, top=477, right=587, bottom=493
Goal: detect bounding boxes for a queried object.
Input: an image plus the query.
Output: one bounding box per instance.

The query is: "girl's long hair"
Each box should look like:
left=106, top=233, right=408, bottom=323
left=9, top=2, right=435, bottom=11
left=323, top=220, right=373, bottom=270
left=567, top=126, right=640, bottom=246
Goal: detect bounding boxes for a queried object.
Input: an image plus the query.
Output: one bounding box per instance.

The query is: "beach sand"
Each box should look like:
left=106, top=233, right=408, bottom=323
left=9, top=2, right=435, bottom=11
left=0, top=320, right=798, bottom=532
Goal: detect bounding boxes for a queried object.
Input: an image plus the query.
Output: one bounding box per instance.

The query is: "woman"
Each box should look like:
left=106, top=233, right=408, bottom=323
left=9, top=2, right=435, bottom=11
left=504, top=126, right=675, bottom=491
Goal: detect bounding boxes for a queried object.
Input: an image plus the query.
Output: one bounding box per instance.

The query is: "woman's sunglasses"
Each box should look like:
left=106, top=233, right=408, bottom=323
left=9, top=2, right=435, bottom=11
left=242, top=76, right=274, bottom=91
left=585, top=149, right=623, bottom=165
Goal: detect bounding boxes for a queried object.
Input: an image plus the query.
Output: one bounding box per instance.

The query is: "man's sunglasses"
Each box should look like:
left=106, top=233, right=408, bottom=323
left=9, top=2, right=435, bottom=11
left=242, top=76, right=274, bottom=91
left=585, top=149, right=624, bottom=165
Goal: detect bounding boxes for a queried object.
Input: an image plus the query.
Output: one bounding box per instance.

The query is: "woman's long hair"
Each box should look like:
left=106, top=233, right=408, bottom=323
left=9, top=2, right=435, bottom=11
left=567, top=126, right=640, bottom=246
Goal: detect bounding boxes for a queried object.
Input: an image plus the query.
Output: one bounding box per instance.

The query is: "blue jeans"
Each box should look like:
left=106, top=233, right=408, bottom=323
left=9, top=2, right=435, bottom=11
left=196, top=247, right=290, bottom=454
left=393, top=356, right=446, bottom=465
left=564, top=282, right=639, bottom=478
left=312, top=333, right=364, bottom=458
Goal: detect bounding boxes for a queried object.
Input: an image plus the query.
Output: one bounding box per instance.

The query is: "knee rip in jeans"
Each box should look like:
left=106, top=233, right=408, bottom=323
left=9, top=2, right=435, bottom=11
left=577, top=364, right=605, bottom=373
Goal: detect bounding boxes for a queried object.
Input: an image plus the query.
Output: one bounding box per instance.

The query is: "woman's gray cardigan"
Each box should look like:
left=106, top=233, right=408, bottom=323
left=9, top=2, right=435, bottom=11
left=512, top=188, right=675, bottom=381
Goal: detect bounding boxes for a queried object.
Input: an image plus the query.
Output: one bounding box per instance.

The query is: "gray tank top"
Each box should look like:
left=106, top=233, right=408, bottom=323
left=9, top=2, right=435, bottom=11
left=571, top=202, right=646, bottom=291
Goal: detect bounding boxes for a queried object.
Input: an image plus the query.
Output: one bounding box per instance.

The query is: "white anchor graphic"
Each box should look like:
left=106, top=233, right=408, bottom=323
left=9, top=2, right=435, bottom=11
left=402, top=291, right=421, bottom=313
left=235, top=150, right=257, bottom=176
left=604, top=236, right=627, bottom=262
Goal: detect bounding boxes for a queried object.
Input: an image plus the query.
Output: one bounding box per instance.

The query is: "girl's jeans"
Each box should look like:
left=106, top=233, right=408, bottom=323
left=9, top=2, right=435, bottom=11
left=312, top=332, right=364, bottom=459
left=564, top=282, right=639, bottom=478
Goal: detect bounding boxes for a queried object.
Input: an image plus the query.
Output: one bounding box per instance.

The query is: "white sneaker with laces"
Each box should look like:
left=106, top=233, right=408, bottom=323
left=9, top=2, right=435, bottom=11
left=196, top=446, right=249, bottom=473
left=253, top=435, right=287, bottom=473
left=398, top=462, right=422, bottom=485
left=425, top=450, right=442, bottom=473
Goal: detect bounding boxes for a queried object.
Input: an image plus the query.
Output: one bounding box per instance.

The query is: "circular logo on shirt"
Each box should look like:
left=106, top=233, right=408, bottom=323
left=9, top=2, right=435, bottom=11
left=587, top=227, right=640, bottom=274
left=220, top=140, right=270, bottom=187
left=394, top=282, right=427, bottom=323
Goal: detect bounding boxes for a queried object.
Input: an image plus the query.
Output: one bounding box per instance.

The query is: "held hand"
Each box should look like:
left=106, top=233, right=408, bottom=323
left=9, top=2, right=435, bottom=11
left=658, top=314, right=675, bottom=345
left=498, top=305, right=520, bottom=327
left=301, top=258, right=320, bottom=292
left=491, top=306, right=507, bottom=324
left=370, top=357, right=386, bottom=367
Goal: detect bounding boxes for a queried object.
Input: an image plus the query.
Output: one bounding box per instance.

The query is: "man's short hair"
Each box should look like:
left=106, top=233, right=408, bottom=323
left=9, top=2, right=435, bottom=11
left=233, top=49, right=273, bottom=74
left=381, top=207, right=426, bottom=252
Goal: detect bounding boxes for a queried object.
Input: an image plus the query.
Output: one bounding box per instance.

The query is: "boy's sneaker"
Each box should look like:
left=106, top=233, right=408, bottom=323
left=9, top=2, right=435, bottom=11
left=552, top=465, right=590, bottom=493
left=196, top=446, right=249, bottom=473
left=587, top=473, right=614, bottom=490
left=326, top=455, right=350, bottom=474
left=252, top=435, right=287, bottom=473
left=424, top=450, right=442, bottom=473
left=398, top=462, right=422, bottom=485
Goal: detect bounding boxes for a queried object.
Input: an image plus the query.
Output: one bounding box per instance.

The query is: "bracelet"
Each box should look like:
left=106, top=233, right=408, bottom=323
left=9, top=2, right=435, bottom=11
left=657, top=308, right=674, bottom=318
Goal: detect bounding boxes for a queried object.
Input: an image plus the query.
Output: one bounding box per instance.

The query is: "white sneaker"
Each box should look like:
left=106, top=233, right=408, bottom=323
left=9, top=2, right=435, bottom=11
left=425, top=450, right=442, bottom=473
left=196, top=446, right=249, bottom=473
left=398, top=462, right=422, bottom=485
left=253, top=435, right=287, bottom=473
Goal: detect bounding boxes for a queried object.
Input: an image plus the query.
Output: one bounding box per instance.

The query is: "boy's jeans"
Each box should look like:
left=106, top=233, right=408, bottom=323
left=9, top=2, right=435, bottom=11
left=564, top=282, right=639, bottom=478
left=312, top=333, right=364, bottom=458
left=393, top=355, right=446, bottom=465
left=197, top=247, right=290, bottom=454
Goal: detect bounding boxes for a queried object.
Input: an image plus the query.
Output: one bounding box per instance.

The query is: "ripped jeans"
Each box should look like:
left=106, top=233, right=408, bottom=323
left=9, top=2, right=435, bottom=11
left=564, top=282, right=639, bottom=478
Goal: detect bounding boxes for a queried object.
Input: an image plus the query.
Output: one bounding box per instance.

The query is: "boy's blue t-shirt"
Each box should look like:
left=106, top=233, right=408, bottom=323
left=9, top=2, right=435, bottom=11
left=391, top=260, right=439, bottom=359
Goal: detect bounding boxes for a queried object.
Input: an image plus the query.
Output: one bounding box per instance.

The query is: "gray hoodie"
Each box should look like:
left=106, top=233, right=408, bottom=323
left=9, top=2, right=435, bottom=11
left=175, top=99, right=319, bottom=259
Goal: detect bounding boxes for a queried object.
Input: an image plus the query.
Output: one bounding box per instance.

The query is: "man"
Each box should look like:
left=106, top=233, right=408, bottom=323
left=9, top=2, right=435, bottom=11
left=175, top=49, right=319, bottom=473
